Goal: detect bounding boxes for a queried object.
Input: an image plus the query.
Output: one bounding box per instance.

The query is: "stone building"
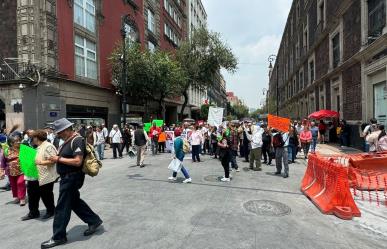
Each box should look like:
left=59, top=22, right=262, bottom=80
left=269, top=0, right=387, bottom=147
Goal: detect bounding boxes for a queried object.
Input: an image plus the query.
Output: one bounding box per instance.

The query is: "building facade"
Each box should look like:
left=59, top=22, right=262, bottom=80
left=187, top=0, right=207, bottom=119
left=226, top=92, right=241, bottom=106
left=269, top=0, right=387, bottom=147
left=0, top=0, right=148, bottom=130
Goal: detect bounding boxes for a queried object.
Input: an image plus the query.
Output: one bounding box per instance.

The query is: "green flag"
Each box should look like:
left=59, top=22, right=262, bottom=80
left=19, top=144, right=39, bottom=179
left=144, top=123, right=151, bottom=132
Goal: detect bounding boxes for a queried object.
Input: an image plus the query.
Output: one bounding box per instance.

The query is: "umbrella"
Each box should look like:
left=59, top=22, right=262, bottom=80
left=308, top=110, right=340, bottom=120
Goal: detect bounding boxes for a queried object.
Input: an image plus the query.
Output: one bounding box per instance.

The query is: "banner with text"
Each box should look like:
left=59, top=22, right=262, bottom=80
left=207, top=107, right=224, bottom=127
left=268, top=114, right=291, bottom=133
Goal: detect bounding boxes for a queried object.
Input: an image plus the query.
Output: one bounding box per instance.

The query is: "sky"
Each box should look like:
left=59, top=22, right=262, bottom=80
left=202, top=0, right=292, bottom=109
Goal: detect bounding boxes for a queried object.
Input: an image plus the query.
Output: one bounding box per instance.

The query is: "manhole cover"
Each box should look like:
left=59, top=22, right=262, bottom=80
left=203, top=175, right=221, bottom=182
left=243, top=200, right=291, bottom=217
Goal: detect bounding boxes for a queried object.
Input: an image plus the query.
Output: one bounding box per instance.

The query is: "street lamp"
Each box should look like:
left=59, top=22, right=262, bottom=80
left=262, top=88, right=269, bottom=114
left=268, top=54, right=279, bottom=116
left=120, top=14, right=138, bottom=128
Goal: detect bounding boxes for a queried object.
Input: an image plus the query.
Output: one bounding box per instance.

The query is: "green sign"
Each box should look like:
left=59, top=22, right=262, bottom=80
left=144, top=123, right=152, bottom=132
left=19, top=144, right=39, bottom=179
left=152, top=120, right=164, bottom=127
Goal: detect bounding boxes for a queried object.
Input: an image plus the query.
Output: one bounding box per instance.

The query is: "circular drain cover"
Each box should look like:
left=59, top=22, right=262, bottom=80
left=203, top=175, right=221, bottom=182
left=243, top=200, right=291, bottom=217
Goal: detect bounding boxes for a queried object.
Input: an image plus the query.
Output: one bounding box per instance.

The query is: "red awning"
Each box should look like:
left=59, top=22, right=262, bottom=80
left=308, top=110, right=340, bottom=119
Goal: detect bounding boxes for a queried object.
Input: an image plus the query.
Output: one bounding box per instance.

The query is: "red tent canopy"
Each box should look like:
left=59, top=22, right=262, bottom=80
left=308, top=110, right=340, bottom=119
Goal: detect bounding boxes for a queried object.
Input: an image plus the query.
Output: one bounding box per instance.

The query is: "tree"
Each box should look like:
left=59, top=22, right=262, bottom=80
left=176, top=27, right=238, bottom=120
left=199, top=103, right=215, bottom=120
left=110, top=44, right=184, bottom=121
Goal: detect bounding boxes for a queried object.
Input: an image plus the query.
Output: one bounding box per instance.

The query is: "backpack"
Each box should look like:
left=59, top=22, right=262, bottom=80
left=183, top=139, right=190, bottom=153
left=273, top=133, right=285, bottom=148
left=71, top=136, right=102, bottom=177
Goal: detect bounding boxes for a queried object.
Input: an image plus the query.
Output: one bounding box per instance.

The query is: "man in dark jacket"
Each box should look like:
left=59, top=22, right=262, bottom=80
left=261, top=125, right=272, bottom=165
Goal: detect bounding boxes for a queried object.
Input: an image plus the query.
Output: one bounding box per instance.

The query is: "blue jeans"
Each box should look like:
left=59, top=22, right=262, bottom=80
left=311, top=137, right=317, bottom=152
left=287, top=144, right=296, bottom=162
left=191, top=145, right=201, bottom=162
left=230, top=150, right=238, bottom=169
left=172, top=165, right=190, bottom=179
left=97, top=143, right=105, bottom=160
left=364, top=143, right=370, bottom=152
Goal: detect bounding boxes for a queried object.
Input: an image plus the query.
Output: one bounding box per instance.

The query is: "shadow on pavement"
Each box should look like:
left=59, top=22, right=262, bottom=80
left=66, top=225, right=106, bottom=244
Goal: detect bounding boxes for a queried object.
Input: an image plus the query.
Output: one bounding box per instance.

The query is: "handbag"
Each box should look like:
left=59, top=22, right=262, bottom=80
left=168, top=158, right=182, bottom=172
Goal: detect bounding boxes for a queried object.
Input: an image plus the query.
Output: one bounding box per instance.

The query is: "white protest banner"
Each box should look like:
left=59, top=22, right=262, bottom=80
left=207, top=107, right=224, bottom=127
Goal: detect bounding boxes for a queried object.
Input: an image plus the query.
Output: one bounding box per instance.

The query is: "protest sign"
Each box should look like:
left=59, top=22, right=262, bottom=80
left=144, top=123, right=151, bottom=132
left=165, top=131, right=175, bottom=152
left=19, top=144, right=38, bottom=178
left=268, top=114, right=291, bottom=133
left=207, top=107, right=224, bottom=127
left=152, top=120, right=164, bottom=127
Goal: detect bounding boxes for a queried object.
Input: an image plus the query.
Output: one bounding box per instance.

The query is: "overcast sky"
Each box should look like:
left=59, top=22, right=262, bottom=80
left=202, top=0, right=292, bottom=109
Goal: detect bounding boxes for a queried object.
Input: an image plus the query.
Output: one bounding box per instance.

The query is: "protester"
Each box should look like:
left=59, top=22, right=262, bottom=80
left=310, top=122, right=319, bottom=153
left=134, top=124, right=149, bottom=167
left=101, top=123, right=109, bottom=148
left=238, top=124, right=245, bottom=158
left=295, top=121, right=304, bottom=134
left=229, top=123, right=240, bottom=171
left=327, top=121, right=336, bottom=143
left=300, top=125, right=312, bottom=159
left=45, top=126, right=55, bottom=144
left=242, top=122, right=251, bottom=162
left=168, top=129, right=192, bottom=183
left=0, top=134, right=11, bottom=191
left=339, top=119, right=351, bottom=147
left=272, top=129, right=289, bottom=178
left=287, top=126, right=299, bottom=164
left=366, top=125, right=381, bottom=152
left=121, top=125, right=132, bottom=155
left=210, top=126, right=218, bottom=158
left=362, top=118, right=378, bottom=152
left=261, top=124, right=272, bottom=165
left=318, top=120, right=326, bottom=144
left=158, top=127, right=167, bottom=153
left=377, top=125, right=387, bottom=152
left=41, top=118, right=102, bottom=249
left=190, top=126, right=202, bottom=162
left=95, top=126, right=105, bottom=160
left=218, top=133, right=232, bottom=182
left=202, top=124, right=210, bottom=155
left=5, top=132, right=26, bottom=206
left=85, top=126, right=96, bottom=146
left=149, top=122, right=161, bottom=155
left=21, top=130, right=58, bottom=221
left=247, top=125, right=263, bottom=171
left=109, top=124, right=123, bottom=159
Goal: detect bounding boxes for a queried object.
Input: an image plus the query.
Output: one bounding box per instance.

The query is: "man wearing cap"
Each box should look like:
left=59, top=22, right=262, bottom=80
left=41, top=118, right=102, bottom=249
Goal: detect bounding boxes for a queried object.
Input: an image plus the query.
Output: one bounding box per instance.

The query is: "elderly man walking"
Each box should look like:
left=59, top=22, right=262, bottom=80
left=41, top=118, right=102, bottom=249
left=109, top=124, right=123, bottom=159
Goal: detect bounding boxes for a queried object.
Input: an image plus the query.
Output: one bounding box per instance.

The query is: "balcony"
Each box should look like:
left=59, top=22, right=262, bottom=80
left=0, top=62, right=35, bottom=81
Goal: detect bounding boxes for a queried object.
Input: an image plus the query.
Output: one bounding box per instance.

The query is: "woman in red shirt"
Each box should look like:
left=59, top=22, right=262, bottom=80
left=299, top=126, right=312, bottom=159
left=318, top=120, right=327, bottom=144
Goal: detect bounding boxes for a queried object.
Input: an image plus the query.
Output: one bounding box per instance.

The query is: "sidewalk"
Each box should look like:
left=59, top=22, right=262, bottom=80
left=317, top=143, right=362, bottom=156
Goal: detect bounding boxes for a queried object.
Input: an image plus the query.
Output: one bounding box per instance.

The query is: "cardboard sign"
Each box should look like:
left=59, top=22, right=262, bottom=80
left=268, top=114, right=290, bottom=133
left=165, top=131, right=175, bottom=152
left=144, top=123, right=151, bottom=132
left=207, top=107, right=224, bottom=127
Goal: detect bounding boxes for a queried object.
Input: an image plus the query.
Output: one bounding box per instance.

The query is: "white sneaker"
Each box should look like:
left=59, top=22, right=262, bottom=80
left=168, top=177, right=177, bottom=181
left=183, top=178, right=192, bottom=183
left=236, top=169, right=240, bottom=172
left=220, top=177, right=230, bottom=182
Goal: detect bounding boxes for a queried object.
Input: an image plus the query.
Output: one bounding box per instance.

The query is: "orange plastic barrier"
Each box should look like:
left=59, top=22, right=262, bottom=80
left=301, top=153, right=361, bottom=220
left=348, top=153, right=387, bottom=191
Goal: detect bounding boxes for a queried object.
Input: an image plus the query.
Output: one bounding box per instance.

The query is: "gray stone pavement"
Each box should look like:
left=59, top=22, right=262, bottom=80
left=1, top=147, right=387, bottom=249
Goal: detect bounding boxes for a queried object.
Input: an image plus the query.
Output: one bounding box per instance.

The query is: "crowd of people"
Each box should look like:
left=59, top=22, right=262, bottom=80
left=1, top=116, right=386, bottom=248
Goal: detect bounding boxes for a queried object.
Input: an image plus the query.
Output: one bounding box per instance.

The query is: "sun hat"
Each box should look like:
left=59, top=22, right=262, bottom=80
left=52, top=118, right=74, bottom=133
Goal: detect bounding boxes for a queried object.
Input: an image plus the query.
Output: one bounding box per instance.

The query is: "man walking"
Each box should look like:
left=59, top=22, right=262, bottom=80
left=41, top=118, right=102, bottom=249
left=272, top=129, right=290, bottom=178
left=109, top=124, right=123, bottom=159
left=134, top=124, right=149, bottom=167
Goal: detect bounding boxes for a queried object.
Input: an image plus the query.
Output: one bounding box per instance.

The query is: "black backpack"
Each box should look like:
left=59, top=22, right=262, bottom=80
left=273, top=133, right=285, bottom=148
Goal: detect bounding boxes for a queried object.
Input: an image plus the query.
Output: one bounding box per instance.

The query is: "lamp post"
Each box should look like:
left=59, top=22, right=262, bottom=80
left=268, top=54, right=278, bottom=115
left=262, top=88, right=269, bottom=114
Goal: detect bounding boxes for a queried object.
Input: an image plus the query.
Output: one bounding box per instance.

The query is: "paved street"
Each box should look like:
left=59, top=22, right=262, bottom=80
left=1, top=147, right=387, bottom=249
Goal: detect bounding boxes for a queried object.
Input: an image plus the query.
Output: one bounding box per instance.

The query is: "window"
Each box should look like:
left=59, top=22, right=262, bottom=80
left=124, top=23, right=137, bottom=43
left=332, top=33, right=340, bottom=68
left=147, top=9, right=155, bottom=33
left=148, top=41, right=156, bottom=52
left=368, top=0, right=386, bottom=37
left=74, top=0, right=95, bottom=32
left=309, top=60, right=315, bottom=84
left=75, top=35, right=97, bottom=79
left=317, top=0, right=326, bottom=28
